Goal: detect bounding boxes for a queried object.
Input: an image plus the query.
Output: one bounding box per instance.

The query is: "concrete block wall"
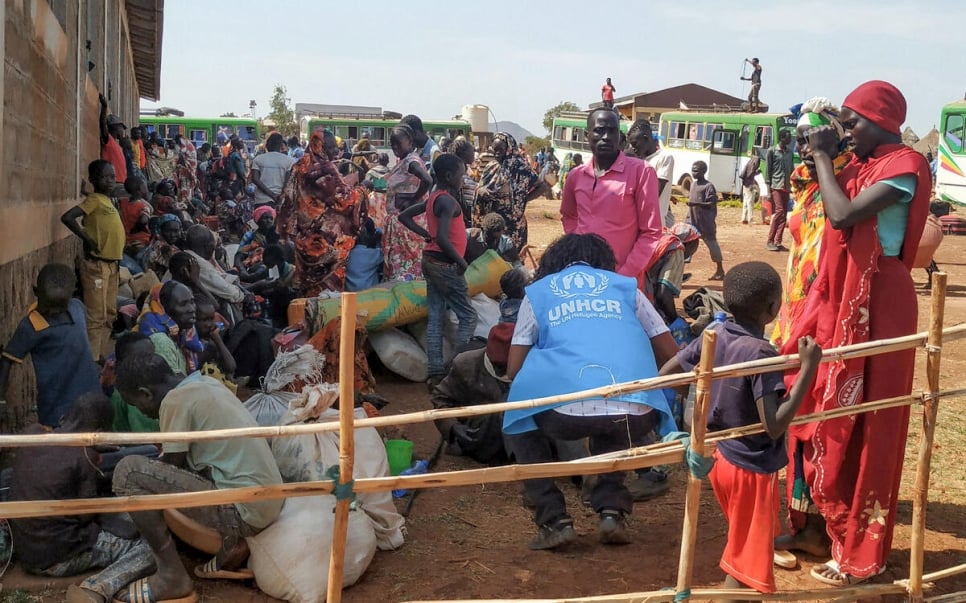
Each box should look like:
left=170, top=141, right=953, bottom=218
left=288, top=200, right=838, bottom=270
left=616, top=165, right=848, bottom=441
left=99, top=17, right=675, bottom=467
left=1, top=0, right=143, bottom=431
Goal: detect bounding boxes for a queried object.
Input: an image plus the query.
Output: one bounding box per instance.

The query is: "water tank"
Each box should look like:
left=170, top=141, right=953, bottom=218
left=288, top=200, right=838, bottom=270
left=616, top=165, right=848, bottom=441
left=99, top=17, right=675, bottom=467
left=461, top=104, right=490, bottom=133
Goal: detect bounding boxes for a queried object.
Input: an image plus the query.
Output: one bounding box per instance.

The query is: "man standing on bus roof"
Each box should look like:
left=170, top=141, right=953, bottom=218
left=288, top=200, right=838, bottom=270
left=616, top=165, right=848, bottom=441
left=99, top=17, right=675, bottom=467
left=760, top=129, right=794, bottom=251
left=741, top=58, right=763, bottom=112
left=628, top=120, right=675, bottom=228
left=561, top=109, right=662, bottom=288
left=602, top=78, right=617, bottom=109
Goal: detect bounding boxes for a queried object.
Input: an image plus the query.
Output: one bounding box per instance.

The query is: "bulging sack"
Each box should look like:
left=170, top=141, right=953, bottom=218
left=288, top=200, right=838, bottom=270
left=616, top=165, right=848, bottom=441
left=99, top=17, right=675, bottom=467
left=246, top=495, right=376, bottom=603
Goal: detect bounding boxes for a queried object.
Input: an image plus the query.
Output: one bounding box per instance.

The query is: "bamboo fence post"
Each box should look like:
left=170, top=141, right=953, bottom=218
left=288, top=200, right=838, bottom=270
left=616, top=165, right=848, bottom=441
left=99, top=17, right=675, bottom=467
left=675, top=327, right=717, bottom=601
left=909, top=273, right=947, bottom=602
left=326, top=292, right=357, bottom=603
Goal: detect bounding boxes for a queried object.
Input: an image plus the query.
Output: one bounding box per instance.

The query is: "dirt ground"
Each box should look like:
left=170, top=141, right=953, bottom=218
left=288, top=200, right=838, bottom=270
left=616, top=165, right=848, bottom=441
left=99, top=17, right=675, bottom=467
left=7, top=199, right=966, bottom=602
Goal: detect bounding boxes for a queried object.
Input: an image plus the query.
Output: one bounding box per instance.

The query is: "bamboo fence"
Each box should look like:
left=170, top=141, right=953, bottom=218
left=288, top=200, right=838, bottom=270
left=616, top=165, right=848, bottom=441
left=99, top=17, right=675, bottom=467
left=0, top=276, right=963, bottom=602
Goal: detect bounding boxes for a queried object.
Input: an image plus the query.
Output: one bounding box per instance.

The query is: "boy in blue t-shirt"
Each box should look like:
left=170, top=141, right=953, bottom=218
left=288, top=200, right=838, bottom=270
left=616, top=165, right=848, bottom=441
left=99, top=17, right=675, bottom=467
left=0, top=263, right=101, bottom=428
left=660, top=261, right=821, bottom=594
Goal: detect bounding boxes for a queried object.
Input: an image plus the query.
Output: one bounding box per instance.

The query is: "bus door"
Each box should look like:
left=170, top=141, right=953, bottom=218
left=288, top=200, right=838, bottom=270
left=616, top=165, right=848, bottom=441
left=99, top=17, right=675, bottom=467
left=938, top=110, right=966, bottom=206
left=708, top=128, right=740, bottom=195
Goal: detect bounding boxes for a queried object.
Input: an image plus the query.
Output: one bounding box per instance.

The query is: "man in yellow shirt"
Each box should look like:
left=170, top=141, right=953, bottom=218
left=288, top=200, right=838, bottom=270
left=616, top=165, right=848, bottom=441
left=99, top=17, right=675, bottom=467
left=61, top=159, right=125, bottom=360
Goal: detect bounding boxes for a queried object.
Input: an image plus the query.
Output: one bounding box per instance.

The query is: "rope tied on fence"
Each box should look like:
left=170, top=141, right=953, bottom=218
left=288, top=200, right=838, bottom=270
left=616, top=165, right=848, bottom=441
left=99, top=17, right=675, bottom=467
left=662, top=432, right=714, bottom=479
left=925, top=344, right=942, bottom=353
left=324, top=465, right=356, bottom=508
left=659, top=585, right=692, bottom=602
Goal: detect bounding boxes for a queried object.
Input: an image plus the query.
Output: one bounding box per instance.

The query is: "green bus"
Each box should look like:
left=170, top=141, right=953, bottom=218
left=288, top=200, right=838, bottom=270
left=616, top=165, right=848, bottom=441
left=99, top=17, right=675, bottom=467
left=658, top=110, right=798, bottom=195
left=138, top=116, right=260, bottom=152
left=299, top=114, right=472, bottom=156
left=551, top=111, right=631, bottom=160
left=936, top=99, right=966, bottom=206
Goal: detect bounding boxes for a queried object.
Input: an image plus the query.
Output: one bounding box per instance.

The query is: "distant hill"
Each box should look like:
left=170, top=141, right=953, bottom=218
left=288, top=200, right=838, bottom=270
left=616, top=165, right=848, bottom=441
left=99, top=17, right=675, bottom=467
left=489, top=121, right=536, bottom=142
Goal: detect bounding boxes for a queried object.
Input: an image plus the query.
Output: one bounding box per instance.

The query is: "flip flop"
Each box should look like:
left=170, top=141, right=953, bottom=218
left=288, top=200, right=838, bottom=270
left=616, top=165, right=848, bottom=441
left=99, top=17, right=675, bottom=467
left=111, top=577, right=198, bottom=603
left=194, top=556, right=255, bottom=580
left=773, top=550, right=797, bottom=569
left=810, top=560, right=886, bottom=586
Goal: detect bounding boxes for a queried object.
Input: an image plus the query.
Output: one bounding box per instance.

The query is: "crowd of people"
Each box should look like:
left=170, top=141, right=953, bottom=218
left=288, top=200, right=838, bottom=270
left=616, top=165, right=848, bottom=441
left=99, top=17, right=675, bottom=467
left=0, top=79, right=936, bottom=601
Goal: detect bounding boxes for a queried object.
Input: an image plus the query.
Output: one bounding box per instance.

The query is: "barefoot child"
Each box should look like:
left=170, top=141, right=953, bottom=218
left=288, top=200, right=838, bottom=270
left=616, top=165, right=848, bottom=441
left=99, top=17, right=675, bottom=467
left=399, top=153, right=477, bottom=388
left=659, top=261, right=821, bottom=595
left=687, top=161, right=725, bottom=280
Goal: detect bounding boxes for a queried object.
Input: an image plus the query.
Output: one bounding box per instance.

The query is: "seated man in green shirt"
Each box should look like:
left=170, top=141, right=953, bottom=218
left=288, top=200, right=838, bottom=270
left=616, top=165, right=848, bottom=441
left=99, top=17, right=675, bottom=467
left=111, top=352, right=283, bottom=603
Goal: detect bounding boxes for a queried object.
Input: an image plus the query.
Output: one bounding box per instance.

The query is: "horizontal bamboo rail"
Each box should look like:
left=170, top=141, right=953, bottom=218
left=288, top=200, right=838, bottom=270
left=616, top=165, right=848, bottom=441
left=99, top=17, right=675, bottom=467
left=0, top=388, right=961, bottom=520
left=401, top=562, right=966, bottom=603
left=2, top=323, right=964, bottom=450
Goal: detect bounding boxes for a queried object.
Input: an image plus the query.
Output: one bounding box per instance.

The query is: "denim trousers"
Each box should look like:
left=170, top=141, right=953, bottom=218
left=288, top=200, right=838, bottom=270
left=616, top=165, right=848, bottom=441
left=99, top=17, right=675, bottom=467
left=36, top=529, right=155, bottom=600
left=421, top=255, right=477, bottom=378
left=507, top=410, right=658, bottom=526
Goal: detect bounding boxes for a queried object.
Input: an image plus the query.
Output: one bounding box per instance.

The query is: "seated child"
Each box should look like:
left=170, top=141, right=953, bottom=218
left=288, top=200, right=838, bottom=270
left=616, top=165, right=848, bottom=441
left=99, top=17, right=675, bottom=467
left=195, top=295, right=237, bottom=380
left=110, top=331, right=161, bottom=433
left=659, top=261, right=821, bottom=595
left=120, top=176, right=153, bottom=252
left=8, top=393, right=154, bottom=602
left=0, top=263, right=101, bottom=428
left=255, top=244, right=298, bottom=327
left=498, top=267, right=528, bottom=323
left=465, top=212, right=520, bottom=267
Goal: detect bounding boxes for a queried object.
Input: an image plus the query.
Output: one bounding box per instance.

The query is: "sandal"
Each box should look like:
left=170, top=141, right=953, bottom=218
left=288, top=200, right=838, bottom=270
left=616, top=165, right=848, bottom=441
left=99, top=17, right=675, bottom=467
left=193, top=556, right=255, bottom=580
left=810, top=560, right=886, bottom=586
left=112, top=578, right=198, bottom=603
left=773, top=550, right=797, bottom=569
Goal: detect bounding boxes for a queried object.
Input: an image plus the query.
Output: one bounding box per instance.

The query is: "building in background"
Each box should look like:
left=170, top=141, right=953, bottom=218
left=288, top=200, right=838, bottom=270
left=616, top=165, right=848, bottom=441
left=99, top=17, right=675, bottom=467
left=589, top=83, right=752, bottom=123
left=0, top=0, right=163, bottom=430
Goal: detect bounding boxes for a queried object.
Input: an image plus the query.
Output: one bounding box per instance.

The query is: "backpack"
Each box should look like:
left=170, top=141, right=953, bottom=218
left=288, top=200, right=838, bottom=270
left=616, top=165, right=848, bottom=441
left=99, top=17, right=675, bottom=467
left=210, top=156, right=234, bottom=180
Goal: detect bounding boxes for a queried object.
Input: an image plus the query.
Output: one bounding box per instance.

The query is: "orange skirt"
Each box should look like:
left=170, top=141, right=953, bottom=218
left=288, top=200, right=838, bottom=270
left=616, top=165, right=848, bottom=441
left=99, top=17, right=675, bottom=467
left=709, top=449, right=780, bottom=593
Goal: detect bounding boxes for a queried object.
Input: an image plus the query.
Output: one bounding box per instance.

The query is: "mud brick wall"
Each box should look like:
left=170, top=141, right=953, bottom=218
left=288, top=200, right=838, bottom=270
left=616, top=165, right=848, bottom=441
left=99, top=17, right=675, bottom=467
left=1, top=0, right=143, bottom=431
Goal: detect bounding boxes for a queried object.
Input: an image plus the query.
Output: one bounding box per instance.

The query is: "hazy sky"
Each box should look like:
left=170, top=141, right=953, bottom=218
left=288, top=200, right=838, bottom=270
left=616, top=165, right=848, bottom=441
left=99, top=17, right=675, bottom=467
left=145, top=0, right=964, bottom=138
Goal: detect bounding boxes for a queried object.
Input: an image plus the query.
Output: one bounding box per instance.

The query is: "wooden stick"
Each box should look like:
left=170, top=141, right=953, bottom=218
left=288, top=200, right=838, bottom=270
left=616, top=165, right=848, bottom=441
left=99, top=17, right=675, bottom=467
left=327, top=292, right=357, bottom=603
left=2, top=324, right=965, bottom=450
left=910, top=273, right=948, bottom=602
left=400, top=579, right=915, bottom=602
left=1, top=388, right=962, bottom=520
left=675, top=328, right=716, bottom=601
left=922, top=561, right=966, bottom=582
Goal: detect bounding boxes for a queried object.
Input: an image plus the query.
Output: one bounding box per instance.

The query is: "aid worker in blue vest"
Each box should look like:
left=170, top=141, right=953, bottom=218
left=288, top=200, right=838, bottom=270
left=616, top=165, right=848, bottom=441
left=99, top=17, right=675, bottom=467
left=503, top=233, right=679, bottom=551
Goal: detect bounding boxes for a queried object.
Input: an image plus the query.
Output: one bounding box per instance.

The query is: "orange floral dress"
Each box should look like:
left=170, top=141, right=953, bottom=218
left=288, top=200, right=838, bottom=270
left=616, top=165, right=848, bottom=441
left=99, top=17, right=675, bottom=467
left=278, top=133, right=363, bottom=297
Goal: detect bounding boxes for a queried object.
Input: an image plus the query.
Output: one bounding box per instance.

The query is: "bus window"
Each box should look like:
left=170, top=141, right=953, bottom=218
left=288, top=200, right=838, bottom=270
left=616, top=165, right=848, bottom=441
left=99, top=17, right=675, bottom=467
left=711, top=129, right=738, bottom=154
left=215, top=125, right=234, bottom=144
left=163, top=125, right=183, bottom=139
left=189, top=129, right=207, bottom=144
left=554, top=125, right=565, bottom=141
left=945, top=114, right=965, bottom=153
left=237, top=126, right=257, bottom=142
left=668, top=122, right=687, bottom=149
left=143, top=124, right=157, bottom=136
left=347, top=126, right=358, bottom=140
left=660, top=121, right=669, bottom=141
left=371, top=127, right=385, bottom=146
left=755, top=126, right=774, bottom=149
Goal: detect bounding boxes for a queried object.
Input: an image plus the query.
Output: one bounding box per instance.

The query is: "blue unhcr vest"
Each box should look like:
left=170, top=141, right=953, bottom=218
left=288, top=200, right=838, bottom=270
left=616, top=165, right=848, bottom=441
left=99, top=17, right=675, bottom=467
left=503, top=264, right=674, bottom=435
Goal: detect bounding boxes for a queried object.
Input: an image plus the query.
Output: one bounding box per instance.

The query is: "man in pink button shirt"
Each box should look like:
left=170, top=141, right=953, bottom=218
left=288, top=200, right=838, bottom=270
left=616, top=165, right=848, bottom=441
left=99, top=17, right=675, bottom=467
left=561, top=109, right=662, bottom=288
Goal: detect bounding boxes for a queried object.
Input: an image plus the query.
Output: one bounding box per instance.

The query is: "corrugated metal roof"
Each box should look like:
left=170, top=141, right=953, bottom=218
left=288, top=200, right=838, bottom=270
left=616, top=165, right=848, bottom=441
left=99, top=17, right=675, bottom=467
left=124, top=0, right=163, bottom=101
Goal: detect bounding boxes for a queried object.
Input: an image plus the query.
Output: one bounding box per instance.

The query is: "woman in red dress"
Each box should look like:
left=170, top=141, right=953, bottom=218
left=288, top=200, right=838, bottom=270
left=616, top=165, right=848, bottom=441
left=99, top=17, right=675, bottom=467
left=780, top=81, right=931, bottom=585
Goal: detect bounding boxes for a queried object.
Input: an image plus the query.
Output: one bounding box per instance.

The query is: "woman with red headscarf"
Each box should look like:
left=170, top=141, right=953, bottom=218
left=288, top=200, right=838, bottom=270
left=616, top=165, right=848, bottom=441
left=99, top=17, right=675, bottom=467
left=278, top=130, right=363, bottom=296
left=777, top=81, right=930, bottom=585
